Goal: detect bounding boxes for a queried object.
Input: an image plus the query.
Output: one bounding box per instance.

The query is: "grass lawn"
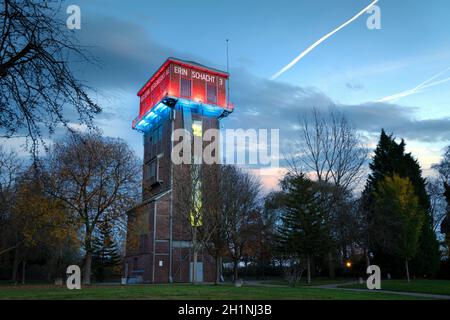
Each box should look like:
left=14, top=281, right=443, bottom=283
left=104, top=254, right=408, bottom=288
left=0, top=283, right=431, bottom=300
left=339, top=280, right=450, bottom=296
left=265, top=278, right=351, bottom=287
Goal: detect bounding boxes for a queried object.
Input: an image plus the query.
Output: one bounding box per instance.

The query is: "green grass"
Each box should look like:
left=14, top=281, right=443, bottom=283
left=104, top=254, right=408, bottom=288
left=340, top=280, right=450, bottom=296
left=0, top=283, right=431, bottom=300
left=265, top=278, right=350, bottom=287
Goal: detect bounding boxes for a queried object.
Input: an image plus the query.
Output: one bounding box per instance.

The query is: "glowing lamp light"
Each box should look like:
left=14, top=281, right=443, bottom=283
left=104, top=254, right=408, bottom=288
left=345, top=261, right=352, bottom=268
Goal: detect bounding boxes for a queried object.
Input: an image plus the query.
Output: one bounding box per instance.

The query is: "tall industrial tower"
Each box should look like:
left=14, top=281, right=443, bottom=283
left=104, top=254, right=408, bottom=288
left=124, top=58, right=233, bottom=283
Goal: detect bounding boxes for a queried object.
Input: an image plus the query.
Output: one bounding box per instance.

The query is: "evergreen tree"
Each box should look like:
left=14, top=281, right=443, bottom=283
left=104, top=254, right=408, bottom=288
left=374, top=175, right=424, bottom=281
left=364, top=130, right=440, bottom=276
left=441, top=183, right=450, bottom=256
left=277, top=173, right=331, bottom=284
left=92, top=221, right=121, bottom=282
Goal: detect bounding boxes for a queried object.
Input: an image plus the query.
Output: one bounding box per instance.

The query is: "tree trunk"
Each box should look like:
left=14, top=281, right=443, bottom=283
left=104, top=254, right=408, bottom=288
left=233, top=259, right=239, bottom=282
left=306, top=254, right=311, bottom=285
left=192, top=227, right=197, bottom=284
left=11, top=247, right=19, bottom=283
left=214, top=256, right=221, bottom=285
left=260, top=253, right=265, bottom=280
left=244, top=260, right=248, bottom=277
left=328, top=251, right=335, bottom=279
left=83, top=252, right=92, bottom=285
left=364, top=248, right=371, bottom=269
left=192, top=250, right=198, bottom=284
left=405, top=259, right=410, bottom=282
left=310, top=255, right=316, bottom=278
left=21, top=260, right=26, bottom=285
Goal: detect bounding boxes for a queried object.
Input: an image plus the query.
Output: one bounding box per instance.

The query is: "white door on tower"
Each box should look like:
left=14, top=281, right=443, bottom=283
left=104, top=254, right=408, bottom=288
left=189, top=262, right=203, bottom=282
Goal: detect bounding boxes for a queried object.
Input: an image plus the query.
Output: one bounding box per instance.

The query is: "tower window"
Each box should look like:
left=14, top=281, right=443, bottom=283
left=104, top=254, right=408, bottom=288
left=144, top=159, right=157, bottom=180
left=192, top=120, right=202, bottom=138
left=180, top=77, right=191, bottom=98
left=206, top=83, right=217, bottom=104
left=192, top=120, right=203, bottom=164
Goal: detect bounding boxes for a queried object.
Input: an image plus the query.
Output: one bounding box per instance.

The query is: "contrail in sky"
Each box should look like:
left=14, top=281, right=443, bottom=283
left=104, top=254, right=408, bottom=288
left=270, top=0, right=379, bottom=80
left=378, top=67, right=450, bottom=103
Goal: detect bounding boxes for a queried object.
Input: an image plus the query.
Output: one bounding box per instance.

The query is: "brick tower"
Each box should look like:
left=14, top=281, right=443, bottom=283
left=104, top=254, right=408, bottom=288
left=124, top=58, right=233, bottom=283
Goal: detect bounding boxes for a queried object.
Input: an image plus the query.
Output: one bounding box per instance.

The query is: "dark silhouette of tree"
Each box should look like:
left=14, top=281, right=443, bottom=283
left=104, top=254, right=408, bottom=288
left=0, top=0, right=101, bottom=156
left=277, top=173, right=331, bottom=284
left=173, top=164, right=261, bottom=284
left=363, top=129, right=440, bottom=276
left=220, top=166, right=261, bottom=283
left=441, top=183, right=450, bottom=258
left=44, top=132, right=140, bottom=284
left=289, top=108, right=368, bottom=278
left=92, top=221, right=121, bottom=282
left=201, top=164, right=227, bottom=285
left=0, top=146, right=21, bottom=257
left=8, top=167, right=78, bottom=283
left=433, top=147, right=450, bottom=183
left=290, top=108, right=368, bottom=191
left=373, top=175, right=424, bottom=282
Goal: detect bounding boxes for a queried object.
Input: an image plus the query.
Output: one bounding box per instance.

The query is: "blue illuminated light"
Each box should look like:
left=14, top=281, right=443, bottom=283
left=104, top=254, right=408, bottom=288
left=133, top=96, right=232, bottom=132
left=174, top=97, right=225, bottom=118
left=133, top=102, right=169, bottom=132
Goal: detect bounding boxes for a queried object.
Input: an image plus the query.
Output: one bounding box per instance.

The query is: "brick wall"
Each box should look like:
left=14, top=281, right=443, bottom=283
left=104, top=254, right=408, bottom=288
left=125, top=107, right=220, bottom=283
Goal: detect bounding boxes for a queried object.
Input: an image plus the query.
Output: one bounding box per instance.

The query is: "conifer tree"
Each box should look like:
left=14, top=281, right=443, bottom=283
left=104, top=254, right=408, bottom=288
left=277, top=173, right=331, bottom=284
left=92, top=221, right=121, bottom=282
left=364, top=130, right=440, bottom=276
left=374, top=175, right=424, bottom=281
left=441, top=183, right=450, bottom=256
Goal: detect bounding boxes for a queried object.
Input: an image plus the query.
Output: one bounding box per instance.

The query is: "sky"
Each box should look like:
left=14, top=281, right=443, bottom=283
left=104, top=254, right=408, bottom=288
left=5, top=0, right=450, bottom=191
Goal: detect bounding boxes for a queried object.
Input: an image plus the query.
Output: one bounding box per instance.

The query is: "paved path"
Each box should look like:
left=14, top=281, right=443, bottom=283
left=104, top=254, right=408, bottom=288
left=243, top=280, right=287, bottom=288
left=312, top=282, right=450, bottom=300
left=245, top=280, right=450, bottom=300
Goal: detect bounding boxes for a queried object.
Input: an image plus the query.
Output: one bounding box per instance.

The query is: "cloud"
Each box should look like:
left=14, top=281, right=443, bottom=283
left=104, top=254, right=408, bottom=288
left=73, top=15, right=179, bottom=91
left=61, top=14, right=450, bottom=170
left=226, top=68, right=450, bottom=144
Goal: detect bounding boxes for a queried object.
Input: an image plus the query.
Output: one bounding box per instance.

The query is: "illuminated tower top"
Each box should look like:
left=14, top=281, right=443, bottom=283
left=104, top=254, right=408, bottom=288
left=132, top=57, right=233, bottom=132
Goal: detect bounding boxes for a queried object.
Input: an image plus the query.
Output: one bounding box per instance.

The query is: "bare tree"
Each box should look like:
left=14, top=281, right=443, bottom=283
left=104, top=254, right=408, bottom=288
left=432, top=146, right=450, bottom=184
left=44, top=132, right=140, bottom=284
left=0, top=146, right=22, bottom=257
left=173, top=163, right=204, bottom=283
left=8, top=168, right=79, bottom=283
left=201, top=164, right=227, bottom=285
left=220, top=166, right=261, bottom=282
left=0, top=0, right=101, bottom=156
left=289, top=108, right=368, bottom=191
left=432, top=145, right=450, bottom=254
left=427, top=178, right=448, bottom=232
left=174, top=164, right=261, bottom=283
left=173, top=163, right=223, bottom=283
left=287, top=108, right=368, bottom=277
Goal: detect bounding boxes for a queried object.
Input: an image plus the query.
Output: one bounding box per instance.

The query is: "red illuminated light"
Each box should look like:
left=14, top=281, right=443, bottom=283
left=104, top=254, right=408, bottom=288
left=136, top=57, right=230, bottom=124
